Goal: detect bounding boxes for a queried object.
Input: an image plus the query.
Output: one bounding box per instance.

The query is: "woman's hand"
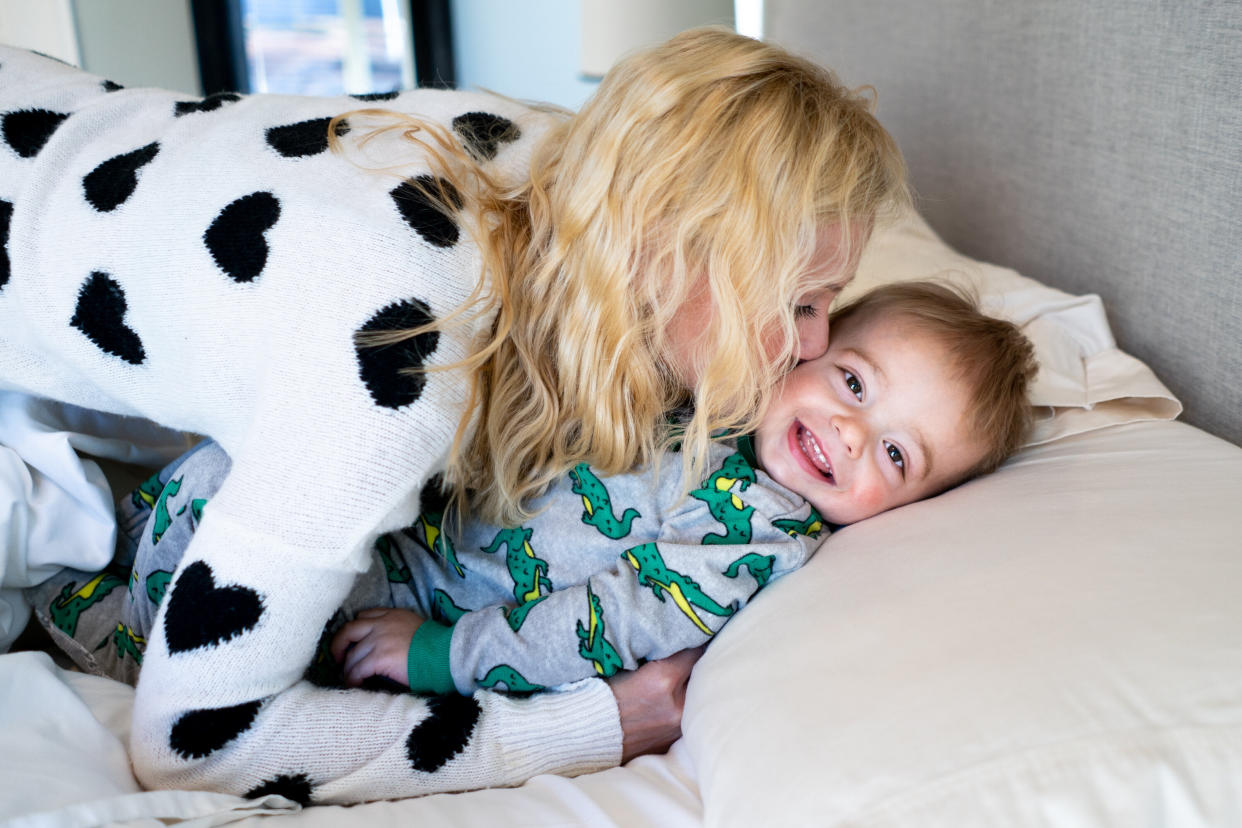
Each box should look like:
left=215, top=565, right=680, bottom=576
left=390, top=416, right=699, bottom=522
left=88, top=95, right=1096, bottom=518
left=607, top=646, right=704, bottom=762
left=330, top=607, right=424, bottom=688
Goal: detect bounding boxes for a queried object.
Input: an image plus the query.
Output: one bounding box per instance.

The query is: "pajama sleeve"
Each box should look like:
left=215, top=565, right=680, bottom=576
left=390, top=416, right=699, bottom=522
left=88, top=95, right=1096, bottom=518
left=429, top=487, right=823, bottom=695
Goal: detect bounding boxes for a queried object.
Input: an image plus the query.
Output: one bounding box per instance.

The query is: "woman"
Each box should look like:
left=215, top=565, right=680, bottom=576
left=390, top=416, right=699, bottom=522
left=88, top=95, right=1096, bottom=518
left=1, top=28, right=906, bottom=802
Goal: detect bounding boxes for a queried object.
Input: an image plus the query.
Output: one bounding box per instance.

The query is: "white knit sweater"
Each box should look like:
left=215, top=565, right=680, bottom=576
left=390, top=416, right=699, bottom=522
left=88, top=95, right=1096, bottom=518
left=0, top=46, right=621, bottom=804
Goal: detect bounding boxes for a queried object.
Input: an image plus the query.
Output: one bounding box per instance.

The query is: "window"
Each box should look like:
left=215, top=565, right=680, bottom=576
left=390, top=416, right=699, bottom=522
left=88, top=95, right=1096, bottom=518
left=191, top=0, right=452, bottom=96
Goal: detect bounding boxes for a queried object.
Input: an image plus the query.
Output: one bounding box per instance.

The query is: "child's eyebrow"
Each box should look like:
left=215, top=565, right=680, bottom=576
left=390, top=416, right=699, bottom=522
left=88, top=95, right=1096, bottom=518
left=839, top=347, right=886, bottom=386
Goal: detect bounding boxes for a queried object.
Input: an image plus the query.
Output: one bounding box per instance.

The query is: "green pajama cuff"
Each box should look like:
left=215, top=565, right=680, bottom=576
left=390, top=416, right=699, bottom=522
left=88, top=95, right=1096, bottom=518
left=406, top=619, right=456, bottom=695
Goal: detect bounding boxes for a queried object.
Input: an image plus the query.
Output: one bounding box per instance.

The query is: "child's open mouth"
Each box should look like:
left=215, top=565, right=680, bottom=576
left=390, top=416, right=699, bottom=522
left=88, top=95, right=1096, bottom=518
left=792, top=420, right=834, bottom=483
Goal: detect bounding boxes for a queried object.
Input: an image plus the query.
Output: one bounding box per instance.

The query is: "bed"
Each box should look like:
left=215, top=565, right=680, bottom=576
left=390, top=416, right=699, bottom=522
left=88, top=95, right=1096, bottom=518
left=2, top=1, right=1239, bottom=825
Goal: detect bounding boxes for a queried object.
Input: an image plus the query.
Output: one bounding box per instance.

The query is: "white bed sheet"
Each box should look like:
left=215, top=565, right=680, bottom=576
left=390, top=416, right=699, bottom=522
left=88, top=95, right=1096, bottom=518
left=0, top=649, right=701, bottom=828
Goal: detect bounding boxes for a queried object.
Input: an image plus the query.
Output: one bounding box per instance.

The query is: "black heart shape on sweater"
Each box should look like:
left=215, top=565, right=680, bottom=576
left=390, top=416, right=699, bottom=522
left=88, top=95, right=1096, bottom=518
left=451, top=112, right=520, bottom=161
left=389, top=175, right=462, bottom=248
left=406, top=694, right=481, bottom=772
left=2, top=109, right=69, bottom=158
left=164, top=560, right=264, bottom=653
left=70, top=272, right=146, bottom=364
left=83, top=142, right=160, bottom=212
left=204, top=191, right=281, bottom=283
left=0, top=199, right=11, bottom=289
left=355, top=298, right=440, bottom=409
left=169, top=699, right=263, bottom=759
left=245, top=772, right=314, bottom=806
left=265, top=117, right=350, bottom=158
left=173, top=92, right=242, bottom=117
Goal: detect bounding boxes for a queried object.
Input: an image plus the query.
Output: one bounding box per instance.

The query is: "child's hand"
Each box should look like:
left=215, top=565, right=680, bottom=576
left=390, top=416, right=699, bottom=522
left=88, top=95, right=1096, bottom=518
left=331, top=608, right=425, bottom=688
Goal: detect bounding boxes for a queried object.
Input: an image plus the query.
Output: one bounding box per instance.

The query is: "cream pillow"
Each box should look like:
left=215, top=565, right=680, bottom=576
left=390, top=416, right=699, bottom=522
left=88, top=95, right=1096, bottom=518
left=684, top=418, right=1242, bottom=826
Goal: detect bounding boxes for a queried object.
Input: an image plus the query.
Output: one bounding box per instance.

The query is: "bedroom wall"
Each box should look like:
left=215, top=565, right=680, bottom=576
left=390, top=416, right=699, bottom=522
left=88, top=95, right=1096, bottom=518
left=0, top=0, right=80, bottom=64
left=451, top=0, right=598, bottom=109
left=71, top=0, right=201, bottom=94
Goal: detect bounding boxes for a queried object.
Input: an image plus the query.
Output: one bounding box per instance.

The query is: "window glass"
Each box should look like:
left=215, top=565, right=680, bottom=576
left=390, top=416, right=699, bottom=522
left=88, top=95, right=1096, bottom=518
left=240, top=0, right=415, bottom=95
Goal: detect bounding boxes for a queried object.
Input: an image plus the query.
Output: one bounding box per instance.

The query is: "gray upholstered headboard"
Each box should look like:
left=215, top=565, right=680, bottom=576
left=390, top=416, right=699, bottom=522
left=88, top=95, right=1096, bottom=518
left=767, top=1, right=1241, bottom=446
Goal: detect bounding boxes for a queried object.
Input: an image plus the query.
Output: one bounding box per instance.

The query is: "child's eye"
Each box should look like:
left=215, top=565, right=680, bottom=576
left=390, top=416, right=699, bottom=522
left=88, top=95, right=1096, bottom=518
left=794, top=303, right=819, bottom=319
left=885, top=441, right=905, bottom=472
left=843, top=370, right=863, bottom=400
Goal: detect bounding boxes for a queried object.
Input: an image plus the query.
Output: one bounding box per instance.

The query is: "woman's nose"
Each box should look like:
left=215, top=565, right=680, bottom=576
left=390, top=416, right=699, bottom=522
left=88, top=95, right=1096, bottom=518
left=795, top=316, right=829, bottom=362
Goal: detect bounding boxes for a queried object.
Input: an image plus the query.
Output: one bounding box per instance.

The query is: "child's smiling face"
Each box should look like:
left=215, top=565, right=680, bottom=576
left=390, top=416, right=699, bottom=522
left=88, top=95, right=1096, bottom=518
left=754, top=310, right=987, bottom=525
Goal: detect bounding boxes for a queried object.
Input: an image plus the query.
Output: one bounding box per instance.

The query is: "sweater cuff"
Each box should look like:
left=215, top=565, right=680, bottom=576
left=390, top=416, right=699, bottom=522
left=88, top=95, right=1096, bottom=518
left=407, top=620, right=456, bottom=695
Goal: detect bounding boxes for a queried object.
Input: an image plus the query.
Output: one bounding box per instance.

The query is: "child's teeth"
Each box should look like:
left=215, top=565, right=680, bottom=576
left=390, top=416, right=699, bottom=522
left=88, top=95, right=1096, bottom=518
left=799, top=426, right=833, bottom=478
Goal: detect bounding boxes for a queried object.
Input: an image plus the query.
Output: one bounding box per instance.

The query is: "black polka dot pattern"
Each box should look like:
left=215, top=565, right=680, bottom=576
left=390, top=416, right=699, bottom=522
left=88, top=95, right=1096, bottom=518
left=351, top=91, right=400, bottom=102
left=2, top=109, right=70, bottom=158
left=451, top=112, right=520, bottom=161
left=0, top=199, right=11, bottom=289
left=406, top=695, right=481, bottom=773
left=70, top=271, right=146, bottom=364
left=169, top=699, right=263, bottom=759
left=265, top=117, right=350, bottom=158
left=174, top=92, right=242, bottom=117
left=389, top=175, right=462, bottom=248
left=83, top=142, right=160, bottom=212
left=245, top=772, right=314, bottom=806
left=164, top=560, right=264, bottom=654
left=355, top=299, right=440, bottom=409
left=204, top=192, right=281, bottom=283
left=102, top=79, right=123, bottom=92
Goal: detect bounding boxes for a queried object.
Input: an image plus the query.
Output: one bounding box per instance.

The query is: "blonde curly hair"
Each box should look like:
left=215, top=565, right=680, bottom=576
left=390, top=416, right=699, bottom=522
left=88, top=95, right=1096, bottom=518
left=343, top=27, right=909, bottom=524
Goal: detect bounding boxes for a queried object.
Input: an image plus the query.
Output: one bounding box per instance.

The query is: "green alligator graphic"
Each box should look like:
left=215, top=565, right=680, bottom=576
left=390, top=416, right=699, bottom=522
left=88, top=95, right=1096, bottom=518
left=110, top=622, right=146, bottom=664
left=146, top=569, right=173, bottom=605
left=478, top=663, right=546, bottom=695
left=691, top=452, right=756, bottom=545
left=409, top=511, right=465, bottom=578
left=151, top=476, right=183, bottom=545
left=691, top=485, right=754, bottom=545
left=623, top=542, right=734, bottom=635
left=772, top=510, right=825, bottom=539
left=431, top=588, right=470, bottom=624
left=481, top=527, right=552, bottom=605
left=704, top=452, right=757, bottom=493
left=570, top=463, right=640, bottom=539
left=50, top=571, right=127, bottom=637
left=724, top=552, right=776, bottom=588
left=576, top=584, right=622, bottom=677
left=375, top=535, right=412, bottom=583
left=504, top=594, right=547, bottom=632
left=175, top=498, right=207, bottom=523
left=130, top=470, right=164, bottom=512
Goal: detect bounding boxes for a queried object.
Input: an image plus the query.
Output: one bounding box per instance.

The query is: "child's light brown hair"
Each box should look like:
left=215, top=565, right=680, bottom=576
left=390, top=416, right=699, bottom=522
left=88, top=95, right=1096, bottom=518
left=830, top=281, right=1038, bottom=482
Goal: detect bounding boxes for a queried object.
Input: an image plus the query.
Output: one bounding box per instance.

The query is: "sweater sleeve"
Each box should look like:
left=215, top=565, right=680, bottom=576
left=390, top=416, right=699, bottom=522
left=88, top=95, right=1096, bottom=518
left=444, top=481, right=822, bottom=695
left=130, top=500, right=623, bottom=804
left=0, top=47, right=614, bottom=803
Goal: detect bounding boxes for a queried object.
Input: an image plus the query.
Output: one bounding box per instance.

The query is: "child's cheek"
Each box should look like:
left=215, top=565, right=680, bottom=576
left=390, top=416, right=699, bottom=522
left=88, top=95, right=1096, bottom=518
left=850, top=478, right=893, bottom=523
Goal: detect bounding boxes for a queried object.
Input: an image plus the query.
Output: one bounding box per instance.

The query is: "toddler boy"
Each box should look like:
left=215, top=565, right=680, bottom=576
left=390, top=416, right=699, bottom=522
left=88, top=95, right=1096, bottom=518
left=29, top=281, right=1036, bottom=695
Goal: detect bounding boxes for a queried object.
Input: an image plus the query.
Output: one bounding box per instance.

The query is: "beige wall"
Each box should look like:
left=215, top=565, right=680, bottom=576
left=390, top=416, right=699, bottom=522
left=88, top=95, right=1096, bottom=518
left=71, top=0, right=200, bottom=94
left=0, top=0, right=80, bottom=64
